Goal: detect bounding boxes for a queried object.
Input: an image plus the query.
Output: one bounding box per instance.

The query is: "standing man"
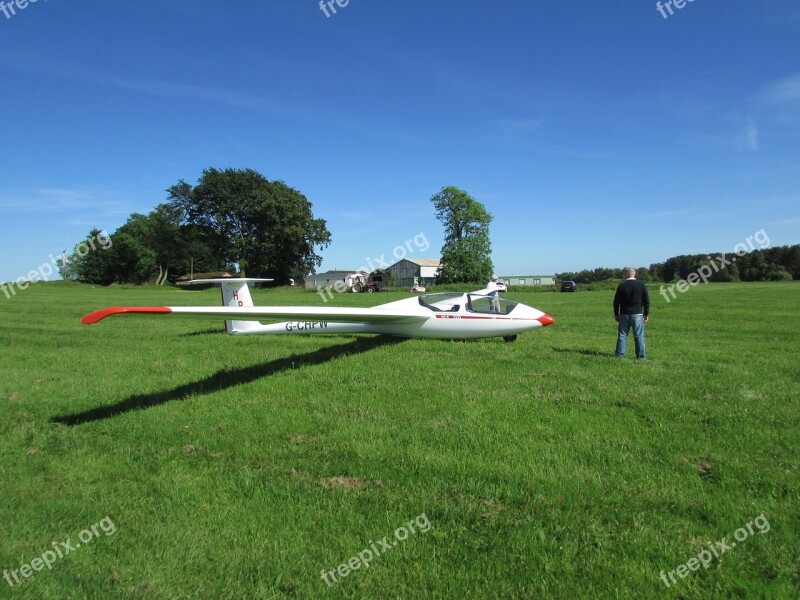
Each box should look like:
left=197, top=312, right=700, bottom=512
left=613, top=267, right=650, bottom=360
left=487, top=275, right=501, bottom=313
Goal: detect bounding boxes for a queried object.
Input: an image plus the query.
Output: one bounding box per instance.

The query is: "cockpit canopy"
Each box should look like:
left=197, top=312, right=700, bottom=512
left=465, top=294, right=519, bottom=315
left=418, top=292, right=463, bottom=312
left=418, top=292, right=519, bottom=315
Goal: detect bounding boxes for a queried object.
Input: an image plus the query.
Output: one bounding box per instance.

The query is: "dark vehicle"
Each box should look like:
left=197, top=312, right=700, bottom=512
left=560, top=280, right=578, bottom=292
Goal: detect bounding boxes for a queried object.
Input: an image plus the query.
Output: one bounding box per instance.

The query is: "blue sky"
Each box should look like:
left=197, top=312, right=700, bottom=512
left=1, top=0, right=799, bottom=282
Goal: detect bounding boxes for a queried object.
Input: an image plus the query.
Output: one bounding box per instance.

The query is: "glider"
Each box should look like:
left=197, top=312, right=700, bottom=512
left=81, top=278, right=555, bottom=341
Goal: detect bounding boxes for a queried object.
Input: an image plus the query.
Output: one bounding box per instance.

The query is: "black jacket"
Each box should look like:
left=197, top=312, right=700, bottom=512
left=613, top=279, right=650, bottom=317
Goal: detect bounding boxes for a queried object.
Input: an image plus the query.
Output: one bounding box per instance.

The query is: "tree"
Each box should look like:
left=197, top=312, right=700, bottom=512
left=648, top=262, right=665, bottom=282
left=176, top=223, right=229, bottom=279
left=431, top=186, right=493, bottom=284
left=784, top=245, right=800, bottom=280
left=113, top=212, right=164, bottom=284
left=99, top=209, right=225, bottom=285
left=107, top=230, right=157, bottom=284
left=58, top=248, right=79, bottom=281
left=635, top=266, right=653, bottom=282
left=168, top=168, right=331, bottom=282
left=143, top=204, right=183, bottom=286
left=70, top=229, right=116, bottom=285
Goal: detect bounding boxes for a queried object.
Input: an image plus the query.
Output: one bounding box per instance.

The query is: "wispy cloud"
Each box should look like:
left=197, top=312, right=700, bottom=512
left=335, top=210, right=372, bottom=221
left=758, top=73, right=800, bottom=104
left=112, top=78, right=268, bottom=111
left=768, top=216, right=800, bottom=226
left=636, top=206, right=706, bottom=220
left=745, top=119, right=759, bottom=151
left=491, top=117, right=547, bottom=141
left=333, top=199, right=431, bottom=223
left=0, top=56, right=288, bottom=114
left=753, top=72, right=800, bottom=129
left=0, top=187, right=132, bottom=216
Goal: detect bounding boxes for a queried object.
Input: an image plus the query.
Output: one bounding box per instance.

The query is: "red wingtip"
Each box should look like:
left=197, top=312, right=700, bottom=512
left=81, top=306, right=172, bottom=325
left=537, top=314, right=555, bottom=327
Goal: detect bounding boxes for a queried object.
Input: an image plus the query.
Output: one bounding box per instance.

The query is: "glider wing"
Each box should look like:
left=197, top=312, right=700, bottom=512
left=82, top=306, right=426, bottom=325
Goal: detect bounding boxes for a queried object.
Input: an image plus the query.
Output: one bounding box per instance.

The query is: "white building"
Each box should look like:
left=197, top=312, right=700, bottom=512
left=497, top=274, right=556, bottom=287
left=304, top=270, right=363, bottom=290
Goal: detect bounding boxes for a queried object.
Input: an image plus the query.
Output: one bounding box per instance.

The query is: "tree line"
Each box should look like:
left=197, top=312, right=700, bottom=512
left=557, top=245, right=800, bottom=284
left=62, top=168, right=331, bottom=286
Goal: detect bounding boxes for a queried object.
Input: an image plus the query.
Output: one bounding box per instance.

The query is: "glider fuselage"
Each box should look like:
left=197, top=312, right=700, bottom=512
left=230, top=292, right=553, bottom=339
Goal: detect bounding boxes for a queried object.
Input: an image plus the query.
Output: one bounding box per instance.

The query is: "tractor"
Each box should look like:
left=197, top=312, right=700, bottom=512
left=349, top=270, right=388, bottom=293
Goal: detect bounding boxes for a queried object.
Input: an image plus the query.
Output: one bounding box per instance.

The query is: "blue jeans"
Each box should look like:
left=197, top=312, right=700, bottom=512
left=616, top=314, right=646, bottom=359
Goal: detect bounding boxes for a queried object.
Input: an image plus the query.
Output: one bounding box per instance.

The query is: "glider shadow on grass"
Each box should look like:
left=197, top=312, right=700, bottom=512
left=180, top=328, right=225, bottom=337
left=551, top=347, right=610, bottom=358
left=53, top=335, right=405, bottom=426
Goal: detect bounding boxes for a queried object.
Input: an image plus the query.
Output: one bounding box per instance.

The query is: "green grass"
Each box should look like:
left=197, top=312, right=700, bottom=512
left=1, top=282, right=798, bottom=598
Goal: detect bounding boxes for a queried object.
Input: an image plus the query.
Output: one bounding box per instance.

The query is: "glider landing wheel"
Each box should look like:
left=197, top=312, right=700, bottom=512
left=503, top=335, right=518, bottom=343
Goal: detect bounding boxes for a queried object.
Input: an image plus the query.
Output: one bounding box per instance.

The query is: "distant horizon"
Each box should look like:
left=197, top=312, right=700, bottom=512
left=5, top=239, right=799, bottom=288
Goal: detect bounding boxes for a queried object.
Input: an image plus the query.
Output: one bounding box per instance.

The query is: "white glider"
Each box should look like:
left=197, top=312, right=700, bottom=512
left=82, top=278, right=554, bottom=341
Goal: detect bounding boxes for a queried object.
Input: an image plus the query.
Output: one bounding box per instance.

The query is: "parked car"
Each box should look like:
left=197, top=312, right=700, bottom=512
left=410, top=284, right=426, bottom=293
left=560, top=280, right=578, bottom=292
left=495, top=281, right=508, bottom=292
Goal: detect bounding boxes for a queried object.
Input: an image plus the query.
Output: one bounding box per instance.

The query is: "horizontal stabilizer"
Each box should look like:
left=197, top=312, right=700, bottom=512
left=176, top=278, right=274, bottom=285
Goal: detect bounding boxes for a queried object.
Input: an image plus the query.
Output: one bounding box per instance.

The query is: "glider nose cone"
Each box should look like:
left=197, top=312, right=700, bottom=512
left=537, top=313, right=555, bottom=327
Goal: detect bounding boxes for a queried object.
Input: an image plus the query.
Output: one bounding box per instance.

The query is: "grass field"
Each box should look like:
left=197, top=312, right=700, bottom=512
left=1, top=281, right=798, bottom=599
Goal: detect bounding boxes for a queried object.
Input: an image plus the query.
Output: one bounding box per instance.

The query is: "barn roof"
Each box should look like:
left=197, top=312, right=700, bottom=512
left=402, top=258, right=442, bottom=267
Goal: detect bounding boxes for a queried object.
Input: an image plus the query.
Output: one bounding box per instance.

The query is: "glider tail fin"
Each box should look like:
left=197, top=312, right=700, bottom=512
left=219, top=280, right=260, bottom=334
left=180, top=278, right=273, bottom=334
